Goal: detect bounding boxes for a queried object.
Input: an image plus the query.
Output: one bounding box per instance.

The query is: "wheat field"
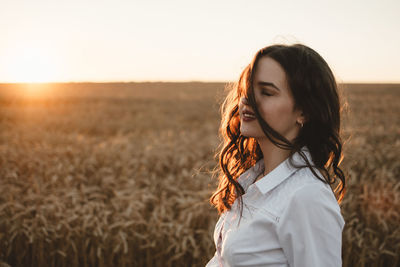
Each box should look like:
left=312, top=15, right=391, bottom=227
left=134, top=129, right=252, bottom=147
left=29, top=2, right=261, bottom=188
left=0, top=82, right=399, bottom=267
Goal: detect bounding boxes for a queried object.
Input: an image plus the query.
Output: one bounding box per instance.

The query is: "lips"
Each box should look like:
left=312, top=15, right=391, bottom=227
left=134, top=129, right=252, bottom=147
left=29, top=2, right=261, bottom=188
left=242, top=109, right=256, bottom=121
left=243, top=109, right=255, bottom=117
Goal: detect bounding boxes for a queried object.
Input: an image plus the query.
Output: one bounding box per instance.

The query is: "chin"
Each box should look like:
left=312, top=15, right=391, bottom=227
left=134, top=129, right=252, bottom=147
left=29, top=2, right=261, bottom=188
left=240, top=121, right=265, bottom=138
left=240, top=127, right=257, bottom=138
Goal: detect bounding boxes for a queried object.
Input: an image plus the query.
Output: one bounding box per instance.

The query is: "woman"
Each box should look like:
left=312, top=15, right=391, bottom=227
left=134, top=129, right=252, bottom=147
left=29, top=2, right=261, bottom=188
left=206, top=44, right=346, bottom=267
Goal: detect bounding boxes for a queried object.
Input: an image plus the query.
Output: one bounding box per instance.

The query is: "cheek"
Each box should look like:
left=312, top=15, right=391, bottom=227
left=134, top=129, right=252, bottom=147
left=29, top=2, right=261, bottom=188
left=258, top=100, right=296, bottom=127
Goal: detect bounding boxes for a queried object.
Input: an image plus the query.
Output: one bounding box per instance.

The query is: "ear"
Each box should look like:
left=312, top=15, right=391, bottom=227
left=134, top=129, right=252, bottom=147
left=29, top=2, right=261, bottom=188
left=296, top=111, right=306, bottom=126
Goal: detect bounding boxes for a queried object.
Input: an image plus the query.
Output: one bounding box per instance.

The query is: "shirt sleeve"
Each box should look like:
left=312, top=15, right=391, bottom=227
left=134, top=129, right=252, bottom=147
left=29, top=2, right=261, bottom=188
left=276, top=183, right=345, bottom=267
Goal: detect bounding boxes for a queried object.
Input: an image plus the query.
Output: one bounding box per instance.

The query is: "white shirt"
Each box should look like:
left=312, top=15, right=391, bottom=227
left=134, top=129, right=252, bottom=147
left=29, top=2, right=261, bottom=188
left=206, top=149, right=345, bottom=267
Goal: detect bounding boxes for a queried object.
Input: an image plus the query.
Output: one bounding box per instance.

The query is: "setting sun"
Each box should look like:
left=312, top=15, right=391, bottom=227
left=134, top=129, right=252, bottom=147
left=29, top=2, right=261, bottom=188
left=4, top=42, right=61, bottom=83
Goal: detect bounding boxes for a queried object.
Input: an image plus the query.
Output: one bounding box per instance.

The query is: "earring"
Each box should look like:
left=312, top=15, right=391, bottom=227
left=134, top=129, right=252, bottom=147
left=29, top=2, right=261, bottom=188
left=298, top=121, right=304, bottom=128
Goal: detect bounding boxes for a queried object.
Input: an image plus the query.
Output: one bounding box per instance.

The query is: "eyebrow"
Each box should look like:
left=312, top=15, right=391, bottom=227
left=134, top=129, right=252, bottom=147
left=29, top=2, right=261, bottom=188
left=257, top=81, right=281, bottom=91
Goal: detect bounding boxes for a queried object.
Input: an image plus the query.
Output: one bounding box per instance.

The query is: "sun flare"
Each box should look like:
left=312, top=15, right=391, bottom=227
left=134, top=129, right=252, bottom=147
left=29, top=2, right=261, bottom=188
left=5, top=43, right=61, bottom=83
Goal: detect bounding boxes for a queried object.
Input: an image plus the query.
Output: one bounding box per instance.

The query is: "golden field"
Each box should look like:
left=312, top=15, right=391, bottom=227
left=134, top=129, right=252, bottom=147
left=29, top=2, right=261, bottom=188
left=0, top=82, right=399, bottom=267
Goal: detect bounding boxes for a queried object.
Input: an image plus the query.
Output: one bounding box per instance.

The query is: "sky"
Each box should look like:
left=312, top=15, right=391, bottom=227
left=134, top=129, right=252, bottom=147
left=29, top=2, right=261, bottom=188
left=0, top=0, right=399, bottom=83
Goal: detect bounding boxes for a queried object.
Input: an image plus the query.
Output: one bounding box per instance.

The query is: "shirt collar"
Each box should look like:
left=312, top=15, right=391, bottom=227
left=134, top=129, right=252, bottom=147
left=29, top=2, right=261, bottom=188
left=254, top=147, right=313, bottom=195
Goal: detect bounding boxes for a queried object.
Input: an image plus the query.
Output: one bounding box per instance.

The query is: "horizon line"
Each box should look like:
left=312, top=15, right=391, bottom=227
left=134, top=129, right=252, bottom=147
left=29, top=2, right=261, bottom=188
left=1, top=79, right=400, bottom=85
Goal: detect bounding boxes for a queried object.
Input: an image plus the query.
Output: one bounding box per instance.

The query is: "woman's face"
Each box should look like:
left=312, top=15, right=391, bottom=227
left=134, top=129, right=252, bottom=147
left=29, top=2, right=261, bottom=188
left=239, top=56, right=304, bottom=142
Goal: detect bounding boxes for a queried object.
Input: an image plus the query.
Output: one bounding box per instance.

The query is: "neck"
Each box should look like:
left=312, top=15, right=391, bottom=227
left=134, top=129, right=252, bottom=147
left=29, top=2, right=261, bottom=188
left=257, top=137, right=291, bottom=176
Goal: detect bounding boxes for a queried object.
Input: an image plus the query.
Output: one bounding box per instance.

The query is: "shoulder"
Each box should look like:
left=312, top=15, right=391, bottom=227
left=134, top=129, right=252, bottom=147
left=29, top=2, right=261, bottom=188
left=264, top=166, right=341, bottom=214
left=287, top=167, right=340, bottom=209
left=289, top=181, right=340, bottom=212
left=279, top=170, right=345, bottom=228
left=284, top=165, right=333, bottom=197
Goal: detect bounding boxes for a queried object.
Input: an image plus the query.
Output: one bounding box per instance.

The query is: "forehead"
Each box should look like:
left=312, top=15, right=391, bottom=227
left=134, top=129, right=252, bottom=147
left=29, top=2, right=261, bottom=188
left=253, top=56, right=288, bottom=90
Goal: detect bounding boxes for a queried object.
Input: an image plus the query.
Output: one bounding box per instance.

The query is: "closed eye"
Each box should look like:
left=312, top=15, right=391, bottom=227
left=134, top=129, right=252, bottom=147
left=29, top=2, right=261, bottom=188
left=261, top=89, right=272, bottom=96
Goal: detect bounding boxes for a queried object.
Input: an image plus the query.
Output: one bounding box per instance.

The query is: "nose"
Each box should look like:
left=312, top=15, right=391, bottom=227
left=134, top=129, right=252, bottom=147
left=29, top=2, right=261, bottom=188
left=240, top=96, right=249, bottom=106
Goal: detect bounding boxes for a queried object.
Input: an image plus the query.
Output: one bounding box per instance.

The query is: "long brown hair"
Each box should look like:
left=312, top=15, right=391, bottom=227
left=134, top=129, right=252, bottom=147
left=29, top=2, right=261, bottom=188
left=210, top=44, right=346, bottom=215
